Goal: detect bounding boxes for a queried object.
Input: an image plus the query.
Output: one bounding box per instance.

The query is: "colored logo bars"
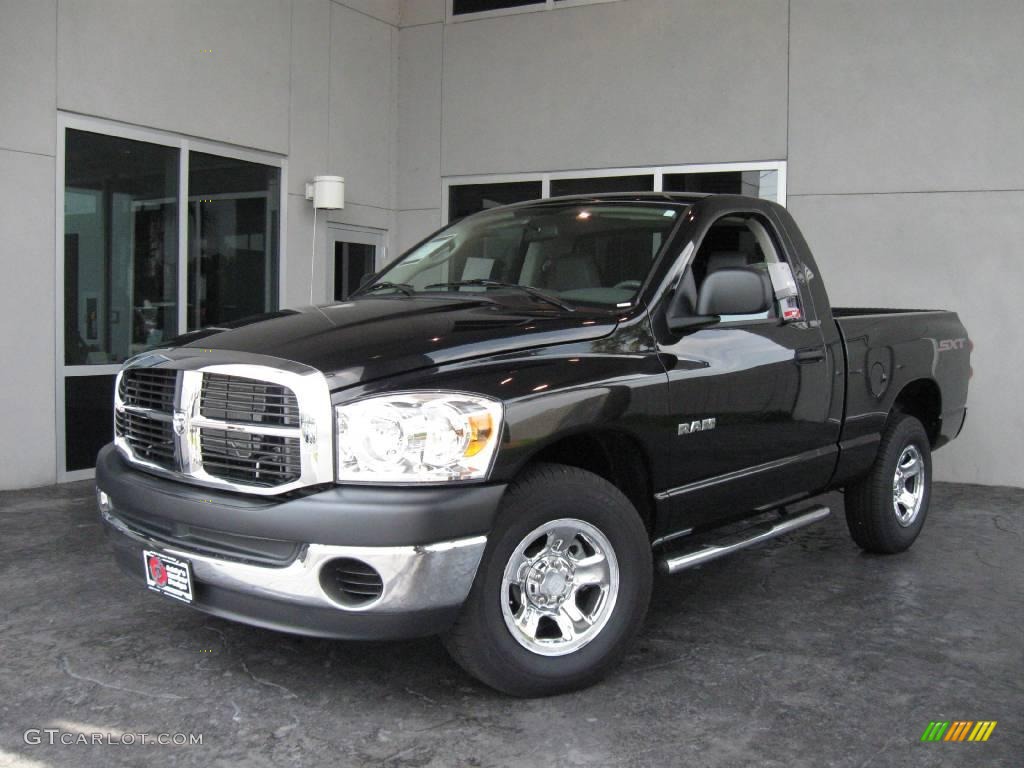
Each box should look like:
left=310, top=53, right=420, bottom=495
left=920, top=721, right=997, bottom=742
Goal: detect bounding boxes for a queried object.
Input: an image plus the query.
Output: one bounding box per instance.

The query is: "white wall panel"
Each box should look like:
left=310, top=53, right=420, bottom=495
left=789, top=191, right=1024, bottom=487
left=0, top=0, right=57, bottom=156
left=289, top=0, right=333, bottom=196
left=57, top=0, right=291, bottom=153
left=329, top=3, right=397, bottom=210
left=0, top=150, right=56, bottom=489
left=789, top=0, right=1024, bottom=195
left=441, top=0, right=788, bottom=176
left=397, top=23, right=443, bottom=210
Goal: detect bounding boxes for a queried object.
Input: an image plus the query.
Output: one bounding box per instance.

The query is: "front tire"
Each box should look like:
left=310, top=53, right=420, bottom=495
left=444, top=463, right=652, bottom=697
left=844, top=414, right=932, bottom=554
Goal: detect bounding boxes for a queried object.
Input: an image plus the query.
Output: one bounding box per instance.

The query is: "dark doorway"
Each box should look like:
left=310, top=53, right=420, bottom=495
left=334, top=241, right=376, bottom=300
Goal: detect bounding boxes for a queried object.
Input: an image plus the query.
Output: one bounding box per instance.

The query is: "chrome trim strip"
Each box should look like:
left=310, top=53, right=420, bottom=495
left=658, top=505, right=830, bottom=574
left=653, top=446, right=837, bottom=501
left=114, top=349, right=334, bottom=496
left=102, top=509, right=487, bottom=614
left=120, top=404, right=173, bottom=421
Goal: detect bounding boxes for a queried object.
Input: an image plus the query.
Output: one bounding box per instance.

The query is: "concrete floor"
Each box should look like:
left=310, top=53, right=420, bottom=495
left=0, top=481, right=1020, bottom=768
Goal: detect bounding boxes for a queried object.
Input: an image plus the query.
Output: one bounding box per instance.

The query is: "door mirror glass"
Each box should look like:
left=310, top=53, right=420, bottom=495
left=696, top=268, right=771, bottom=317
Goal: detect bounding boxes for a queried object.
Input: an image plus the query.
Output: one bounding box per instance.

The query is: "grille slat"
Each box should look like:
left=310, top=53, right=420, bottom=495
left=198, top=426, right=301, bottom=487
left=115, top=410, right=176, bottom=469
left=200, top=374, right=300, bottom=427
left=119, top=369, right=177, bottom=412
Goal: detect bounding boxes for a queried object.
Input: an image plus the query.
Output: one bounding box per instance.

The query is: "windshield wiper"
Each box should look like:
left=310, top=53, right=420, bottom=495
left=424, top=279, right=574, bottom=312
left=358, top=281, right=415, bottom=297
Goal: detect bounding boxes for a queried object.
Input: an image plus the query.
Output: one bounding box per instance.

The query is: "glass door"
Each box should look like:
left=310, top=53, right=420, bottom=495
left=329, top=226, right=384, bottom=300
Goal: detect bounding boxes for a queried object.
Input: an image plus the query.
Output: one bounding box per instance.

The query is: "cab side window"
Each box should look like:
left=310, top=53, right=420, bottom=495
left=689, top=214, right=787, bottom=322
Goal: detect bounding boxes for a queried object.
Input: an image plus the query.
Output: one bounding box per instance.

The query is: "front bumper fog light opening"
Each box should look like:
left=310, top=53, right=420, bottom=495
left=96, top=489, right=112, bottom=513
left=319, top=557, right=384, bottom=608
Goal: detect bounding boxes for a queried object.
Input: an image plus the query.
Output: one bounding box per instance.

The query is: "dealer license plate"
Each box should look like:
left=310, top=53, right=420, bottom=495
left=142, top=550, right=194, bottom=603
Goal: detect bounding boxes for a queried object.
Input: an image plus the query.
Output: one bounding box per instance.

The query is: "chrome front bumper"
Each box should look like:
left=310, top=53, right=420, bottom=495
left=101, top=507, right=486, bottom=617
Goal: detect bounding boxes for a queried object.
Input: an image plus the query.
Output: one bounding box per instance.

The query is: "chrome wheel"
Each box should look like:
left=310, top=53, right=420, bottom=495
left=500, top=518, right=619, bottom=657
left=892, top=444, right=926, bottom=527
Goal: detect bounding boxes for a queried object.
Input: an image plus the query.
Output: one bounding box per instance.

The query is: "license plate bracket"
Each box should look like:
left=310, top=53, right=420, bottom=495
left=142, top=550, right=194, bottom=603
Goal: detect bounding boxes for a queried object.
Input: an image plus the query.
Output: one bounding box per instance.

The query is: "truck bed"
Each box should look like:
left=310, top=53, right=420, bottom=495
left=831, top=307, right=944, bottom=318
left=833, top=308, right=970, bottom=455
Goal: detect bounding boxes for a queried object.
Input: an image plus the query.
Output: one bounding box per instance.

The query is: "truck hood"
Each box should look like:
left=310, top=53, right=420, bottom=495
left=178, top=297, right=618, bottom=389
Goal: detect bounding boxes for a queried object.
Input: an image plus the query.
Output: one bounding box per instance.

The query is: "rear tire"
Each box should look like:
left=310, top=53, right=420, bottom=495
left=444, top=463, right=652, bottom=697
left=844, top=414, right=932, bottom=554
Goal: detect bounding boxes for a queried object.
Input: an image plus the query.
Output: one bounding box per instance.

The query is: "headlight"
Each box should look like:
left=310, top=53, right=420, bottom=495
left=335, top=392, right=503, bottom=483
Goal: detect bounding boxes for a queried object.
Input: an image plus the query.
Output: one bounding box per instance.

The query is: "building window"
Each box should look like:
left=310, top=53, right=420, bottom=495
left=448, top=0, right=618, bottom=21
left=448, top=180, right=543, bottom=221
left=443, top=162, right=786, bottom=222
left=662, top=169, right=779, bottom=201
left=59, top=118, right=284, bottom=479
left=64, top=130, right=180, bottom=365
left=187, top=152, right=280, bottom=328
left=549, top=174, right=654, bottom=198
left=452, top=0, right=540, bottom=15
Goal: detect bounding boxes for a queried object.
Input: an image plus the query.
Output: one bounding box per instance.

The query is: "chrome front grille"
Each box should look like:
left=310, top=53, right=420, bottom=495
left=119, top=369, right=177, bottom=411
left=113, top=356, right=333, bottom=495
left=198, top=428, right=301, bottom=487
left=114, top=409, right=176, bottom=469
left=200, top=373, right=299, bottom=427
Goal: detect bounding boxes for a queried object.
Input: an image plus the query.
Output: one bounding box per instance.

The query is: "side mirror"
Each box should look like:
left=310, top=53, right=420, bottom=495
left=696, top=268, right=771, bottom=316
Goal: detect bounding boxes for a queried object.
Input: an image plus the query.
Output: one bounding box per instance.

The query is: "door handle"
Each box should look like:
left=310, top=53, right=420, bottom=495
left=795, top=348, right=825, bottom=364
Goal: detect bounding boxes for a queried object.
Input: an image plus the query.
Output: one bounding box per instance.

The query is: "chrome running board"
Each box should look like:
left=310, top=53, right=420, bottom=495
left=657, top=505, right=831, bottom=575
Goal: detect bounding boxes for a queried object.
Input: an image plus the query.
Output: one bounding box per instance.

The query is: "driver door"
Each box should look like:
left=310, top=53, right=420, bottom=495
left=652, top=210, right=837, bottom=533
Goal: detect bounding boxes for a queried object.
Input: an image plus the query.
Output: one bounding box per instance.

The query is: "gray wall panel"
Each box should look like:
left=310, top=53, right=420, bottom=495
left=399, top=0, right=443, bottom=27
left=440, top=0, right=788, bottom=176
left=329, top=3, right=397, bottom=210
left=289, top=0, right=333, bottom=197
left=789, top=0, right=1024, bottom=195
left=0, top=0, right=57, bottom=156
left=397, top=23, right=443, bottom=210
left=0, top=150, right=55, bottom=489
left=338, top=0, right=401, bottom=26
left=57, top=0, right=291, bottom=154
left=789, top=191, right=1022, bottom=487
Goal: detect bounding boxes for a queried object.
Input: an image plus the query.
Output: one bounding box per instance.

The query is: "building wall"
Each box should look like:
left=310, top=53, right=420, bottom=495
left=395, top=0, right=1024, bottom=487
left=0, top=0, right=1019, bottom=489
left=0, top=0, right=401, bottom=490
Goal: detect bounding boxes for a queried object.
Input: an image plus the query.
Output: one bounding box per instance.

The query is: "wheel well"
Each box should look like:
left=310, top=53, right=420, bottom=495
left=891, top=379, right=942, bottom=446
left=525, top=432, right=654, bottom=534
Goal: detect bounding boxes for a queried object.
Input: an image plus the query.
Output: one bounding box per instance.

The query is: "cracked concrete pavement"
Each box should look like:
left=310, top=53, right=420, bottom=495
left=0, top=480, right=1021, bottom=767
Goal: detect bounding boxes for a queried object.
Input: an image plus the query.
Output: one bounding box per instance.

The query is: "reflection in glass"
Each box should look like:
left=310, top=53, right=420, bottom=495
left=188, top=152, right=280, bottom=329
left=448, top=180, right=542, bottom=222
left=452, top=0, right=540, bottom=14
left=663, top=170, right=779, bottom=201
left=64, top=374, right=116, bottom=470
left=64, top=129, right=179, bottom=364
left=549, top=175, right=654, bottom=197
left=334, top=242, right=376, bottom=300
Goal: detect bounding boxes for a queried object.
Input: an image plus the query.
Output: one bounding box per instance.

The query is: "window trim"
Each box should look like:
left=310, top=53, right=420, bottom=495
left=441, top=161, right=788, bottom=224
left=55, top=112, right=288, bottom=482
left=446, top=0, right=620, bottom=24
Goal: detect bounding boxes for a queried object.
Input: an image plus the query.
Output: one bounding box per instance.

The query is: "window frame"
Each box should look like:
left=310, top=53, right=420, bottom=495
left=441, top=161, right=788, bottom=224
left=682, top=209, right=803, bottom=328
left=446, top=0, right=620, bottom=24
left=55, top=112, right=288, bottom=481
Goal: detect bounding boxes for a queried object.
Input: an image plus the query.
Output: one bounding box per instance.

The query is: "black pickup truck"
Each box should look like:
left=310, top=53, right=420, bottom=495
left=96, top=193, right=970, bottom=696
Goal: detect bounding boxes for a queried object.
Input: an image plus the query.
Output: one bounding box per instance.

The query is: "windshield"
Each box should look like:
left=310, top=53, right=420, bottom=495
left=360, top=202, right=685, bottom=308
